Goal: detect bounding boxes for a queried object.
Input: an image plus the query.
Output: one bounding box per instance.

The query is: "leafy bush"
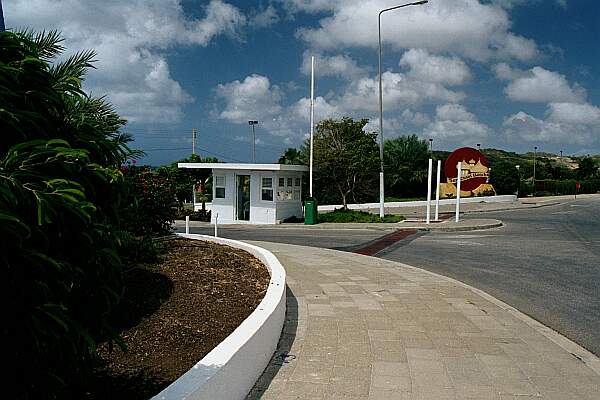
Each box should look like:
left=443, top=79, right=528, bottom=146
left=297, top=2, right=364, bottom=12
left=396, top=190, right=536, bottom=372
left=0, top=30, right=135, bottom=397
left=120, top=164, right=176, bottom=236
left=319, top=208, right=404, bottom=223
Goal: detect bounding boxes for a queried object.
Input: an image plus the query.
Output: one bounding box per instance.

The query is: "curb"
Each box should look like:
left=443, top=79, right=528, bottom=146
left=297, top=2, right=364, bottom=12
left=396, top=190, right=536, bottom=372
left=152, top=234, right=286, bottom=400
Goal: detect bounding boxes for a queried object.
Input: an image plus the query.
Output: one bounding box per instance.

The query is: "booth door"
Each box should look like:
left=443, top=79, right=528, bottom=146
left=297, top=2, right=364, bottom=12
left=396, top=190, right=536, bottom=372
left=236, top=175, right=251, bottom=221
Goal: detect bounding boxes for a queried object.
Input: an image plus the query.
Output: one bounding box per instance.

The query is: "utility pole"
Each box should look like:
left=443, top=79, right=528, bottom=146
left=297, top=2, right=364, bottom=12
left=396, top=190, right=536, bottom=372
left=192, top=128, right=197, bottom=156
left=533, top=146, right=537, bottom=197
left=310, top=55, right=315, bottom=198
left=248, top=120, right=259, bottom=162
left=0, top=0, right=5, bottom=32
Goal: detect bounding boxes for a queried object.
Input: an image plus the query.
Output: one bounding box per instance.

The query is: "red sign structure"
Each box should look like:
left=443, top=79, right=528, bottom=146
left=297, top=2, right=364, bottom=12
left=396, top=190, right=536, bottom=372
left=439, top=147, right=495, bottom=197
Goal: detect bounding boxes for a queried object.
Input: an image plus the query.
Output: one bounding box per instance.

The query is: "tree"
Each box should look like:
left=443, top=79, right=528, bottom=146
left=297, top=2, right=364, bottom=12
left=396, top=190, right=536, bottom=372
left=313, top=118, right=379, bottom=208
left=383, top=135, right=429, bottom=198
left=156, top=154, right=219, bottom=212
left=278, top=147, right=306, bottom=165
left=490, top=161, right=519, bottom=195
left=0, top=30, right=136, bottom=397
left=577, top=157, right=599, bottom=179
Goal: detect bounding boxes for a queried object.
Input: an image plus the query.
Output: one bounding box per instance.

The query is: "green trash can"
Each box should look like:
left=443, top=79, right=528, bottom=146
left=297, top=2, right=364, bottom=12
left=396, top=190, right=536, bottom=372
left=304, top=197, right=318, bottom=225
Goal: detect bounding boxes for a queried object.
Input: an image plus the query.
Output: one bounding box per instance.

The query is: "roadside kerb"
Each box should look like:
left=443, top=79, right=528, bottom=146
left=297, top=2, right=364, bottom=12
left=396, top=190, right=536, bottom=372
left=152, top=234, right=286, bottom=400
left=318, top=194, right=517, bottom=212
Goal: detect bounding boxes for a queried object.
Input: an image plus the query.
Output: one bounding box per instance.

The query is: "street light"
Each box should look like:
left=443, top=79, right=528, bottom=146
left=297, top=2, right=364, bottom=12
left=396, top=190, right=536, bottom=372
left=533, top=146, right=537, bottom=197
left=429, top=138, right=433, bottom=153
left=477, top=143, right=481, bottom=151
left=378, top=0, right=428, bottom=218
left=515, top=165, right=520, bottom=197
left=248, top=120, right=259, bottom=163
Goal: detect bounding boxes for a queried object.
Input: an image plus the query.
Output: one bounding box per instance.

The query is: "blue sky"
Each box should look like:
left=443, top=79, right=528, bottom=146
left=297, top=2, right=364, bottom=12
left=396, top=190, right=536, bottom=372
left=5, top=0, right=600, bottom=165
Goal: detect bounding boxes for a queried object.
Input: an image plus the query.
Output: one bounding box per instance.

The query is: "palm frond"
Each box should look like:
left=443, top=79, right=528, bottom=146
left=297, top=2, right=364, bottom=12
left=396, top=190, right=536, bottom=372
left=14, top=29, right=65, bottom=60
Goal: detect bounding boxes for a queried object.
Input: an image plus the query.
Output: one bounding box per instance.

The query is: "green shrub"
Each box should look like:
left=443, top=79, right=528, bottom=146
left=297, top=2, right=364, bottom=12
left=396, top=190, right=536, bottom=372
left=120, top=164, right=176, bottom=236
left=0, top=30, right=135, bottom=397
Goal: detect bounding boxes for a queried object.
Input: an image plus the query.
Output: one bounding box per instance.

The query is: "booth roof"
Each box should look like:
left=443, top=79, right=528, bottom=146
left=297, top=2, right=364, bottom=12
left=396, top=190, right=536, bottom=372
left=177, top=163, right=308, bottom=172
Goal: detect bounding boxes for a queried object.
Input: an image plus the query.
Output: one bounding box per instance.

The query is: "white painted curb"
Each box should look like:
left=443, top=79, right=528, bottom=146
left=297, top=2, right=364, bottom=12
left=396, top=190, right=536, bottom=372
left=152, top=234, right=286, bottom=400
left=318, top=195, right=517, bottom=211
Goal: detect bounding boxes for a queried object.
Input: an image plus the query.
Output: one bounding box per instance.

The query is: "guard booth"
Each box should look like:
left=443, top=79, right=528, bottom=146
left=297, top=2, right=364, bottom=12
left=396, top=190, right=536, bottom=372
left=178, top=163, right=308, bottom=224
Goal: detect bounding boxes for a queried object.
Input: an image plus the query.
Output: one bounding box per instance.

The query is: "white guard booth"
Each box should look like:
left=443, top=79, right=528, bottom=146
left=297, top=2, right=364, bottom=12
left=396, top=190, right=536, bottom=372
left=178, top=163, right=308, bottom=224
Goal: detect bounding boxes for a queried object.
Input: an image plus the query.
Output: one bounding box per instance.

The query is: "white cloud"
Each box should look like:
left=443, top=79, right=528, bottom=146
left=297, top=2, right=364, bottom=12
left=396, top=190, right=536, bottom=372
left=490, top=0, right=567, bottom=9
left=6, top=0, right=246, bottom=123
left=503, top=102, right=600, bottom=144
left=493, top=62, right=526, bottom=80
left=292, top=0, right=538, bottom=62
left=335, top=71, right=465, bottom=114
left=251, top=4, right=279, bottom=28
left=504, top=66, right=586, bottom=103
left=300, top=51, right=369, bottom=80
left=425, top=104, right=492, bottom=141
left=400, top=49, right=471, bottom=86
left=215, top=74, right=283, bottom=122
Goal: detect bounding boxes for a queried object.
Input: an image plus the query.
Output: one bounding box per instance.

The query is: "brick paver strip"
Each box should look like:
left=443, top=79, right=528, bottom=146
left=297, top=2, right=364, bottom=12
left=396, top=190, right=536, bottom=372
left=353, top=229, right=417, bottom=256
left=245, top=242, right=600, bottom=400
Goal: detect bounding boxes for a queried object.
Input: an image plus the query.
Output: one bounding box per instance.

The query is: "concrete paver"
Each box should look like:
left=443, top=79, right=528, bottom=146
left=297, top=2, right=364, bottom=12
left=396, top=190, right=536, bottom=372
left=245, top=241, right=600, bottom=400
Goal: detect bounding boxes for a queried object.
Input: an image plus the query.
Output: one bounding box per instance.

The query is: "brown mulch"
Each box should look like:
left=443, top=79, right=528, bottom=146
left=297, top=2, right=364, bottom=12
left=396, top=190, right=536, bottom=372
left=84, top=237, right=270, bottom=399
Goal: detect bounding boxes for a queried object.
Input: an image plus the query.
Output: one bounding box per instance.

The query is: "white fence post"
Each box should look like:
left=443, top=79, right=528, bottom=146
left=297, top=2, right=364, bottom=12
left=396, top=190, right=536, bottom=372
left=455, top=162, right=462, bottom=223
left=214, top=212, right=219, bottom=238
left=185, top=215, right=190, bottom=234
left=435, top=159, right=441, bottom=221
left=426, top=158, right=433, bottom=224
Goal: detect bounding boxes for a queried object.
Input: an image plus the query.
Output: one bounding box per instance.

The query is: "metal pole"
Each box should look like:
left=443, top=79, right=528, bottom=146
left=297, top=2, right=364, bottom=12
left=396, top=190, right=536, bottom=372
left=0, top=0, right=5, bottom=32
left=455, top=162, right=462, bottom=223
left=185, top=215, right=190, bottom=235
left=192, top=128, right=196, bottom=155
left=377, top=2, right=428, bottom=219
left=252, top=124, right=256, bottom=163
left=426, top=158, right=432, bottom=224
left=310, top=55, right=315, bottom=198
left=435, top=159, right=441, bottom=221
left=533, top=146, right=537, bottom=197
left=378, top=11, right=385, bottom=219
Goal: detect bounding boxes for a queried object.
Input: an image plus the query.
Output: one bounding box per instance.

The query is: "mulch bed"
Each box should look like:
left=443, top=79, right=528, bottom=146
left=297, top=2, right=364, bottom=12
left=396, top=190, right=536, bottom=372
left=84, top=237, right=270, bottom=399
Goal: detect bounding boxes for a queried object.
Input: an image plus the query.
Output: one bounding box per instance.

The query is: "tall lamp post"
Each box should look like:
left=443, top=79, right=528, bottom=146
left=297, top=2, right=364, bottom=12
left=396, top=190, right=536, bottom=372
left=515, top=165, right=520, bottom=197
left=533, top=146, right=537, bottom=197
left=429, top=138, right=433, bottom=153
left=378, top=0, right=428, bottom=218
left=248, top=120, right=259, bottom=163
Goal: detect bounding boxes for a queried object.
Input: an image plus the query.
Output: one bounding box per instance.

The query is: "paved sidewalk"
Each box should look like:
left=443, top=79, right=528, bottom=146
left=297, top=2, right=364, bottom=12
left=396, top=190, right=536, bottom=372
left=246, top=242, right=600, bottom=400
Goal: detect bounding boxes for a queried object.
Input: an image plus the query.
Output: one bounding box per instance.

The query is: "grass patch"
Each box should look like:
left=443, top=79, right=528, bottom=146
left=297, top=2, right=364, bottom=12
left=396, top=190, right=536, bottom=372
left=318, top=208, right=404, bottom=223
left=384, top=196, right=426, bottom=202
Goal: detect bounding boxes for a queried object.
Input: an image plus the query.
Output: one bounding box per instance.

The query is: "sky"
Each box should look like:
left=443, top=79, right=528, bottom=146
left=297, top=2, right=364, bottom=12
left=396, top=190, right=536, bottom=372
left=4, top=0, right=600, bottom=165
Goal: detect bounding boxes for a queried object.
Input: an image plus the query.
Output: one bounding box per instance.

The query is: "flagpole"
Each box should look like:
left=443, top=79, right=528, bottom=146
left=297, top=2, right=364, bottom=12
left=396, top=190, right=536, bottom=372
left=309, top=55, right=315, bottom=198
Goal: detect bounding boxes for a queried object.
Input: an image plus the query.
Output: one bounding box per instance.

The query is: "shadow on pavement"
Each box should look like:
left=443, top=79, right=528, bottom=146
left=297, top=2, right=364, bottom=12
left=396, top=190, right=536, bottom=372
left=245, top=286, right=298, bottom=399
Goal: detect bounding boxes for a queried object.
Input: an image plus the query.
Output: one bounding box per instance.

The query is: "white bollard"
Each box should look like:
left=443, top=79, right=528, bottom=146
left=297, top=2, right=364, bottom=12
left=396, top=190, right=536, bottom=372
left=426, top=158, right=433, bottom=224
left=455, top=161, right=462, bottom=223
left=185, top=215, right=190, bottom=234
left=435, top=159, right=441, bottom=221
left=214, top=212, right=218, bottom=237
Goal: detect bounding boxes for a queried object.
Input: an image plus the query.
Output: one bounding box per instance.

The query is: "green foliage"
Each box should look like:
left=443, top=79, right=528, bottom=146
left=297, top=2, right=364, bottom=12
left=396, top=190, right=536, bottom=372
left=120, top=165, right=176, bottom=236
left=278, top=147, right=307, bottom=165
left=490, top=161, right=519, bottom=195
left=0, top=30, right=134, bottom=398
left=156, top=154, right=219, bottom=210
left=313, top=118, right=380, bottom=207
left=115, top=231, right=161, bottom=266
left=577, top=157, right=599, bottom=179
left=384, top=135, right=430, bottom=198
left=318, top=208, right=404, bottom=223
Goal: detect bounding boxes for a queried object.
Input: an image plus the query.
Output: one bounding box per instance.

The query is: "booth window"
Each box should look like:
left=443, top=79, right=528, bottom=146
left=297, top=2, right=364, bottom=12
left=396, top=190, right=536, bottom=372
left=279, top=177, right=285, bottom=187
left=287, top=177, right=293, bottom=187
left=261, top=177, right=273, bottom=201
left=295, top=177, right=301, bottom=187
left=215, top=175, right=226, bottom=198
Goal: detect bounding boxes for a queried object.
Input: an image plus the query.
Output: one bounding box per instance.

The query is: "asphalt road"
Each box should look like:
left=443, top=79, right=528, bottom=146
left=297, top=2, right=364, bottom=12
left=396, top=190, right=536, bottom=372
left=180, top=197, right=600, bottom=355
left=381, top=198, right=600, bottom=356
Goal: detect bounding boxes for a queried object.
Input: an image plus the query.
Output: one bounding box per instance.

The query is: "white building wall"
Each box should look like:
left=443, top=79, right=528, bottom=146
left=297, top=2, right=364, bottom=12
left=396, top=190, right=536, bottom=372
left=249, top=171, right=277, bottom=224
left=211, top=170, right=236, bottom=224
left=275, top=171, right=303, bottom=222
